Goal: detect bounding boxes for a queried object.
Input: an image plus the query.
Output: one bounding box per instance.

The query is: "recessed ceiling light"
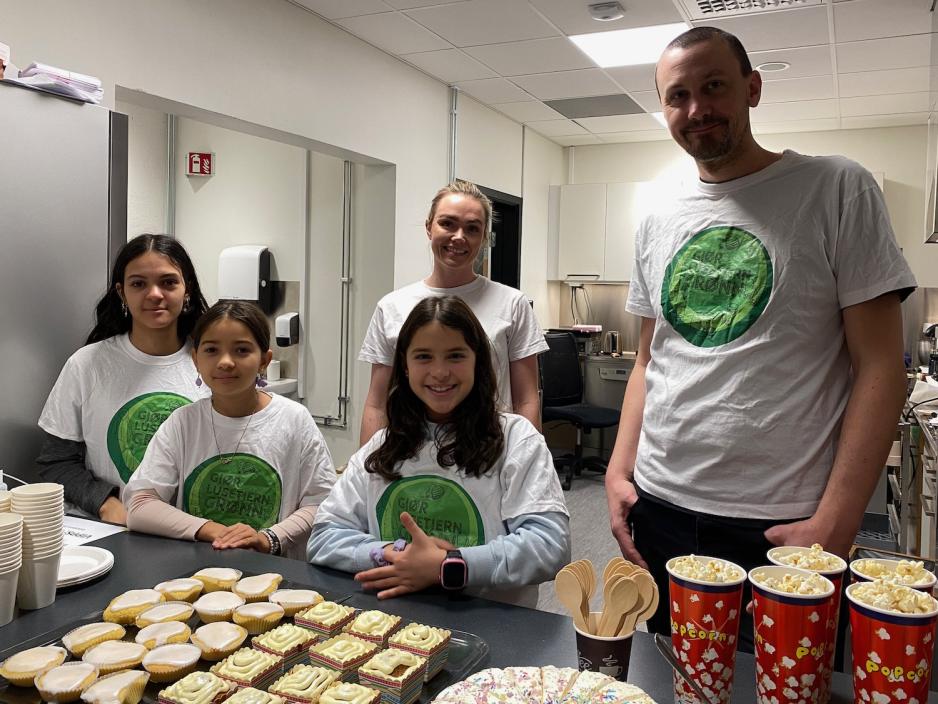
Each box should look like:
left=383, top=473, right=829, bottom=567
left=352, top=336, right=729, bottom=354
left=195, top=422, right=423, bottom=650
left=570, top=23, right=690, bottom=68
left=756, top=61, right=790, bottom=73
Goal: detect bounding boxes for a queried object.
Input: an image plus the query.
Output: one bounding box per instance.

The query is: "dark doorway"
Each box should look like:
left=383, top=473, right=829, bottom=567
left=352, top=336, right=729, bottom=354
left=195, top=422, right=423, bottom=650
left=477, top=185, right=523, bottom=290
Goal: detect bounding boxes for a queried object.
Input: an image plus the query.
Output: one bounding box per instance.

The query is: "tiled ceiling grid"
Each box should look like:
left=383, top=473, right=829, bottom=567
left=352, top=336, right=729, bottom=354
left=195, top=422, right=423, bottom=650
left=290, top=0, right=938, bottom=147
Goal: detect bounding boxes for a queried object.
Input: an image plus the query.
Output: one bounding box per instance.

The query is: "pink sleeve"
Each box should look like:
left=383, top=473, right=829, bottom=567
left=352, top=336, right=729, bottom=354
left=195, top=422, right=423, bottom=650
left=126, top=489, right=210, bottom=541
left=269, top=505, right=318, bottom=555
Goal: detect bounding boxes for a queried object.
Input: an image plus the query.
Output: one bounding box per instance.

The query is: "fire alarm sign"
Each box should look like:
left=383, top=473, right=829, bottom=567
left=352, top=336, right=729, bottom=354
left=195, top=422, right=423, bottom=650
left=187, top=152, right=214, bottom=176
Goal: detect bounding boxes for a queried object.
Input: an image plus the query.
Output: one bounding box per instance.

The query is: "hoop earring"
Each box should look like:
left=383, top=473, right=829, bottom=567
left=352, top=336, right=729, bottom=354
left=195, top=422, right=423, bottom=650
left=256, top=374, right=268, bottom=388
left=195, top=375, right=203, bottom=387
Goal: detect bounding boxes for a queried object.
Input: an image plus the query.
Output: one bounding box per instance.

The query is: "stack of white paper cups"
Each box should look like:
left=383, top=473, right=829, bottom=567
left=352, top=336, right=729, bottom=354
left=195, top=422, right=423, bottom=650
left=0, top=513, right=23, bottom=625
left=0, top=491, right=12, bottom=512
left=11, top=483, right=64, bottom=610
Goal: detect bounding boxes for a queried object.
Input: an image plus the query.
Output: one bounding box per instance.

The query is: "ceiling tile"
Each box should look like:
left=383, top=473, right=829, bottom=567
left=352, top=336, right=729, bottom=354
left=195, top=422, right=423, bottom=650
left=576, top=113, right=663, bottom=133
left=291, top=0, right=391, bottom=19
left=336, top=12, right=450, bottom=53
left=840, top=92, right=932, bottom=117
left=760, top=75, right=836, bottom=103
left=491, top=100, right=563, bottom=123
left=454, top=77, right=530, bottom=103
left=604, top=64, right=657, bottom=92
left=385, top=0, right=470, bottom=8
left=464, top=38, right=595, bottom=76
left=630, top=90, right=661, bottom=113
left=749, top=45, right=833, bottom=80
left=546, top=94, right=643, bottom=119
left=401, top=48, right=497, bottom=82
left=551, top=134, right=604, bottom=147
left=838, top=67, right=932, bottom=97
left=529, top=0, right=684, bottom=36
left=833, top=0, right=935, bottom=43
left=597, top=130, right=672, bottom=143
left=840, top=113, right=930, bottom=130
left=511, top=69, right=621, bottom=100
left=750, top=99, right=839, bottom=123
left=525, top=119, right=589, bottom=137
left=752, top=118, right=840, bottom=135
left=405, top=0, right=559, bottom=47
left=836, top=34, right=933, bottom=73
left=696, top=6, right=830, bottom=52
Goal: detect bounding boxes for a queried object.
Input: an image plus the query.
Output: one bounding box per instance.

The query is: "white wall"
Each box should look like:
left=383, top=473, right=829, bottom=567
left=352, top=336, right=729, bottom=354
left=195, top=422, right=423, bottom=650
left=456, top=95, right=523, bottom=198
left=119, top=101, right=168, bottom=237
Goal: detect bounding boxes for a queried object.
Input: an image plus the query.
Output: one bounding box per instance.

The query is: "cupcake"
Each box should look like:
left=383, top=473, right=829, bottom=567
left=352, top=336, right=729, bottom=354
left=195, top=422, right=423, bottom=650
left=190, top=622, right=249, bottom=662
left=294, top=602, right=356, bottom=640
left=157, top=671, right=234, bottom=704
left=62, top=623, right=127, bottom=657
left=142, top=644, right=203, bottom=684
left=232, top=573, right=283, bottom=603
left=193, top=591, right=245, bottom=623
left=154, top=578, right=204, bottom=603
left=80, top=670, right=150, bottom=704
left=103, top=589, right=165, bottom=624
left=232, top=602, right=285, bottom=635
left=268, top=590, right=323, bottom=618
left=320, top=682, right=380, bottom=704
left=209, top=648, right=282, bottom=689
left=252, top=623, right=317, bottom=668
left=387, top=623, right=451, bottom=681
left=268, top=665, right=337, bottom=704
left=344, top=610, right=401, bottom=647
left=82, top=641, right=148, bottom=675
left=225, top=687, right=286, bottom=704
left=192, top=567, right=243, bottom=593
left=0, top=645, right=68, bottom=686
left=135, top=601, right=195, bottom=628
left=34, top=662, right=99, bottom=703
left=308, top=634, right=379, bottom=682
left=136, top=622, right=192, bottom=649
left=356, top=648, right=427, bottom=704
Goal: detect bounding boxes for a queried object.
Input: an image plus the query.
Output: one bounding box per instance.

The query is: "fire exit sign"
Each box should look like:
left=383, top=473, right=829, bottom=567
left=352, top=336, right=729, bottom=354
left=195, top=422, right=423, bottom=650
left=187, top=152, right=214, bottom=176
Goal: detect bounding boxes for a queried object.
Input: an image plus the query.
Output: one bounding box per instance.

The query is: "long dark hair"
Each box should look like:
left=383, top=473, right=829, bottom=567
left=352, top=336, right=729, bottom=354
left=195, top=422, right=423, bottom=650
left=192, top=300, right=271, bottom=351
left=86, top=234, right=208, bottom=345
left=365, top=296, right=504, bottom=480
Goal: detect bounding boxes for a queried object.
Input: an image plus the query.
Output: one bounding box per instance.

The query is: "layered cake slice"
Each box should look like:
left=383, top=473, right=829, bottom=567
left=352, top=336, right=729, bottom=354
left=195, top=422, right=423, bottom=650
left=387, top=623, right=451, bottom=681
left=209, top=647, right=282, bottom=689
left=252, top=623, right=317, bottom=669
left=295, top=602, right=356, bottom=641
left=343, top=611, right=401, bottom=648
left=268, top=665, right=338, bottom=704
left=356, top=649, right=427, bottom=704
left=308, top=634, right=379, bottom=681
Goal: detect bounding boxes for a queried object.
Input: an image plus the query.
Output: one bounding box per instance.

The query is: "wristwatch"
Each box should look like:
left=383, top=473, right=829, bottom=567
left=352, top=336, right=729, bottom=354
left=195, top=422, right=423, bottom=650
left=440, top=549, right=468, bottom=590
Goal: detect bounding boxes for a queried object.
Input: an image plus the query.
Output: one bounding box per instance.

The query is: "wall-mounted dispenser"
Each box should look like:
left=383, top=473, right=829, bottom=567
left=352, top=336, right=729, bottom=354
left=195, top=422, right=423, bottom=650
left=218, top=245, right=273, bottom=313
left=276, top=312, right=299, bottom=347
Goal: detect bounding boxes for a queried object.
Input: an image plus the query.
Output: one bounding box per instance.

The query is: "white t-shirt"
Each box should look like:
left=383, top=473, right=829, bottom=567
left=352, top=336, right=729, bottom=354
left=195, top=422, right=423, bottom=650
left=358, top=277, right=549, bottom=410
left=626, top=151, right=916, bottom=519
left=315, top=413, right=568, bottom=603
left=125, top=394, right=336, bottom=556
left=39, top=334, right=208, bottom=496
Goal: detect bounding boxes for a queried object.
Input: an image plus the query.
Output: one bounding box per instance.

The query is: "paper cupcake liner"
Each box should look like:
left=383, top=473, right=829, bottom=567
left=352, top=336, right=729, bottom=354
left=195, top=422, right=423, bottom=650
left=196, top=609, right=236, bottom=624
left=85, top=671, right=149, bottom=704
left=62, top=624, right=126, bottom=657
left=93, top=658, right=145, bottom=677
left=102, top=604, right=161, bottom=625
left=233, top=613, right=284, bottom=636
left=34, top=662, right=99, bottom=703
left=1, top=651, right=68, bottom=686
left=135, top=625, right=192, bottom=650
left=143, top=662, right=199, bottom=684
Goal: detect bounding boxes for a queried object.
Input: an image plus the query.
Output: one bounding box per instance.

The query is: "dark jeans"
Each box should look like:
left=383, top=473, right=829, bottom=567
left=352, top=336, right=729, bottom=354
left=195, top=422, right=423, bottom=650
left=628, top=487, right=805, bottom=654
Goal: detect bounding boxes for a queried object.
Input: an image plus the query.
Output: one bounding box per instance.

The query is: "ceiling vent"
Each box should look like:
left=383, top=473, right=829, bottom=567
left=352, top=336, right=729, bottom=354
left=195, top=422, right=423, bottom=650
left=671, top=0, right=821, bottom=20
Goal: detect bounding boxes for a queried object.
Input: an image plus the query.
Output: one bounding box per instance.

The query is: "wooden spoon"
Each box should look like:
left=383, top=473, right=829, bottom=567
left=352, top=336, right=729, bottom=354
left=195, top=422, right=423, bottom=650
left=602, top=557, right=627, bottom=585
left=555, top=569, right=590, bottom=632
left=635, top=576, right=660, bottom=627
left=598, top=577, right=639, bottom=636
left=619, top=572, right=655, bottom=635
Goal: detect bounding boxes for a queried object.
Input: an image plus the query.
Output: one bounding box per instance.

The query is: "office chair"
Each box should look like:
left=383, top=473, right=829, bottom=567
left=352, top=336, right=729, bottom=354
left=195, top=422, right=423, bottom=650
left=540, top=332, right=621, bottom=490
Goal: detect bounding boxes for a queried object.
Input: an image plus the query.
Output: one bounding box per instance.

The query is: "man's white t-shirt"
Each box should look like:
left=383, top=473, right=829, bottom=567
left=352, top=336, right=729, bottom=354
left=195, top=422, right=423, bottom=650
left=359, top=277, right=549, bottom=410
left=39, top=334, right=208, bottom=497
left=626, top=151, right=916, bottom=519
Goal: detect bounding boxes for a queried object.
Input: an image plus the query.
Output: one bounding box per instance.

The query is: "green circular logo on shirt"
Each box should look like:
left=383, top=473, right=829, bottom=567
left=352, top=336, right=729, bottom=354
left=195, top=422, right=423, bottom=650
left=107, top=392, right=192, bottom=482
left=183, top=454, right=282, bottom=530
left=661, top=226, right=773, bottom=348
left=375, top=476, right=484, bottom=548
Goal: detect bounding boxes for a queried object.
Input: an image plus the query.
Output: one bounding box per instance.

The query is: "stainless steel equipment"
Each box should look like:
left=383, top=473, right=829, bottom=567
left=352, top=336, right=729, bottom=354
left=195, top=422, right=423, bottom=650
left=601, top=330, right=620, bottom=354
left=0, top=81, right=127, bottom=482
left=582, top=354, right=634, bottom=454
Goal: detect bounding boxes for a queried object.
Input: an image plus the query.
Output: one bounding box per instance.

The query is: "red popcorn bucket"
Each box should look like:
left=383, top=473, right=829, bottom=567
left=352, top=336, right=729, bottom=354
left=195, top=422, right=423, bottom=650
left=666, top=556, right=746, bottom=704
left=767, top=546, right=847, bottom=704
left=850, top=558, right=937, bottom=593
left=750, top=566, right=835, bottom=704
left=846, top=581, right=938, bottom=704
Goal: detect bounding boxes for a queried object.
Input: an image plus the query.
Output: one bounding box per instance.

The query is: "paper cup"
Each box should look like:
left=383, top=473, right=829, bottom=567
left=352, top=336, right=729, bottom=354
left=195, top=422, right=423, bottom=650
left=850, top=558, right=937, bottom=593
left=11, top=483, right=64, bottom=497
left=574, top=613, right=632, bottom=681
left=847, top=582, right=938, bottom=704
left=666, top=556, right=745, bottom=704
left=750, top=566, right=835, bottom=704
left=17, top=552, right=61, bottom=610
left=0, top=566, right=18, bottom=626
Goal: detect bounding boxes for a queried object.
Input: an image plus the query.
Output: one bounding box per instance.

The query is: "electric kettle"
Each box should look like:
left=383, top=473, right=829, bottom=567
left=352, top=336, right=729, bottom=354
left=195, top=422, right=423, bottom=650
left=602, top=330, right=620, bottom=354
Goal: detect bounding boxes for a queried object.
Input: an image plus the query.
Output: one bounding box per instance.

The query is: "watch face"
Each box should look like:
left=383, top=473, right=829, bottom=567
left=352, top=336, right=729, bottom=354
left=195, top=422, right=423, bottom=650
left=441, top=558, right=467, bottom=590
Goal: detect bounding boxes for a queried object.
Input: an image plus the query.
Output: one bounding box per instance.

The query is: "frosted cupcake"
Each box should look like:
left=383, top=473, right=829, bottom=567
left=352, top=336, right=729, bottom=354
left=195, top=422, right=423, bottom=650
left=193, top=591, right=245, bottom=623
left=268, top=590, right=323, bottom=617
left=80, top=670, right=150, bottom=704
left=157, top=671, right=234, bottom=704
left=154, top=578, right=204, bottom=603
left=62, top=623, right=127, bottom=657
left=136, top=622, right=192, bottom=649
left=232, top=573, right=283, bottom=603
left=191, top=568, right=242, bottom=593
left=232, top=602, right=285, bottom=635
left=0, top=645, right=68, bottom=686
left=142, top=644, right=203, bottom=684
left=34, top=662, right=99, bottom=703
left=135, top=601, right=195, bottom=628
left=82, top=641, right=148, bottom=675
left=190, top=622, right=249, bottom=662
left=103, top=589, right=165, bottom=624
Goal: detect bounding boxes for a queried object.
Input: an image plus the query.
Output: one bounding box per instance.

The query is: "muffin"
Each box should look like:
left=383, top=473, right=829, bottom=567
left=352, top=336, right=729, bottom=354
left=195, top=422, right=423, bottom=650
left=82, top=641, right=148, bottom=675
left=225, top=687, right=286, bottom=704
left=308, top=634, right=379, bottom=682
left=356, top=649, right=427, bottom=704
left=268, top=665, right=337, bottom=704
left=154, top=578, right=204, bottom=603
left=344, top=611, right=401, bottom=647
left=253, top=623, right=317, bottom=668
left=209, top=648, right=282, bottom=689
left=157, top=671, right=234, bottom=704
left=102, top=589, right=165, bottom=625
left=193, top=591, right=246, bottom=623
left=320, top=682, right=380, bottom=704
left=136, top=622, right=192, bottom=649
left=135, top=601, right=195, bottom=628
left=232, top=602, right=285, bottom=635
left=192, top=567, right=243, bottom=593
left=0, top=645, right=68, bottom=686
left=232, top=573, right=283, bottom=603
left=80, top=670, right=150, bottom=704
left=388, top=623, right=451, bottom=681
left=295, top=602, right=356, bottom=640
left=268, top=590, right=323, bottom=618
left=142, top=644, right=203, bottom=683
left=34, top=662, right=99, bottom=703
left=62, top=623, right=127, bottom=657
left=190, top=622, right=249, bottom=661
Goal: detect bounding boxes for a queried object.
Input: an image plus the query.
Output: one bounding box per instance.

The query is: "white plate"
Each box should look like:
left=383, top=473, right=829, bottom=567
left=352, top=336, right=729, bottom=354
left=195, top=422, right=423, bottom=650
left=56, top=545, right=114, bottom=587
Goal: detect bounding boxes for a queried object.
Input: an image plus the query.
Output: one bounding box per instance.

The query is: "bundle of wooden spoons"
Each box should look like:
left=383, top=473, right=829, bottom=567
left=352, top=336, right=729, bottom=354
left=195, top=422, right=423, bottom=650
left=555, top=557, right=660, bottom=637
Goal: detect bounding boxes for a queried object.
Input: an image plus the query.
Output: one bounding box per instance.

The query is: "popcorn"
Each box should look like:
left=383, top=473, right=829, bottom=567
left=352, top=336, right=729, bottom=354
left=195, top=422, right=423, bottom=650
left=751, top=570, right=830, bottom=595
left=853, top=559, right=934, bottom=586
left=670, top=556, right=743, bottom=583
left=851, top=580, right=938, bottom=615
left=772, top=544, right=843, bottom=571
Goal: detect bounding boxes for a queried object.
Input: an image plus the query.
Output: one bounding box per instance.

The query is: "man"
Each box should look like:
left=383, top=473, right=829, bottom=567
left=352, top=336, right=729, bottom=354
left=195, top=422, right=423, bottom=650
left=605, top=26, right=915, bottom=650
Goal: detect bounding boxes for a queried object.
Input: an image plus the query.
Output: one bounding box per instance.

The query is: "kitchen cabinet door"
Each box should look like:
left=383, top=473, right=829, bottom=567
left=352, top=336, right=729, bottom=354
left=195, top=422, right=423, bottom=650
left=558, top=183, right=606, bottom=280
left=605, top=181, right=669, bottom=282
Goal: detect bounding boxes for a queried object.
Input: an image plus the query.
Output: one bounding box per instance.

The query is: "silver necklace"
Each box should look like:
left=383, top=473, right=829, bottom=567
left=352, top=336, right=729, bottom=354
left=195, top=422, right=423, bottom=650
left=210, top=397, right=260, bottom=464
